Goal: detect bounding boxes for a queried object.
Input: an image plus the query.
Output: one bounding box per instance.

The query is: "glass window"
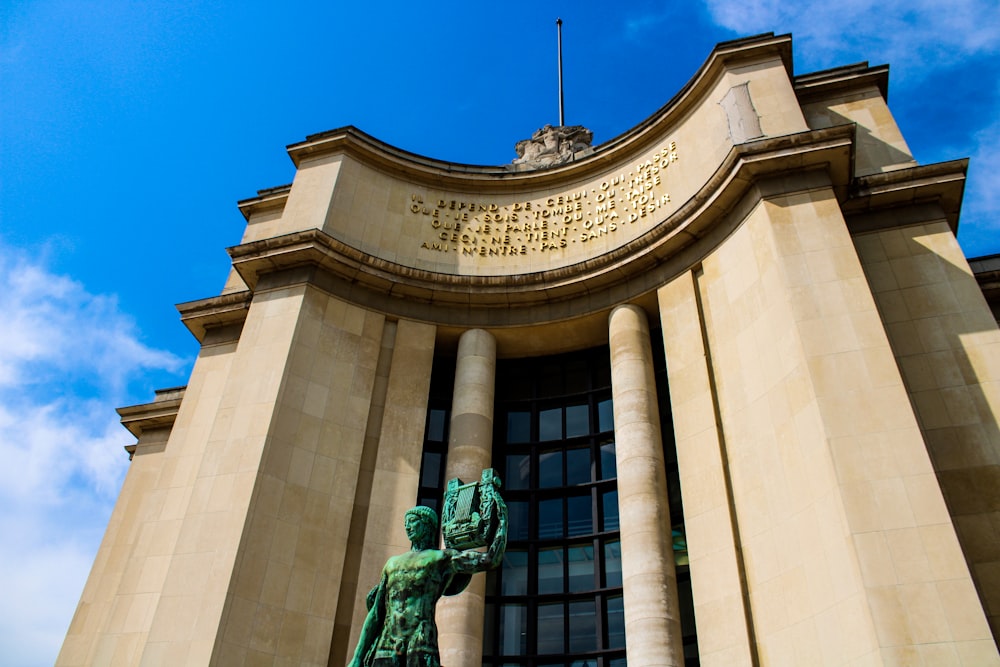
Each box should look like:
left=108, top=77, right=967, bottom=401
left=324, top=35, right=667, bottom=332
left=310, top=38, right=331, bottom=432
left=426, top=408, right=447, bottom=442
left=538, top=450, right=563, bottom=488
left=507, top=411, right=531, bottom=443
left=598, top=398, right=614, bottom=432
left=539, top=407, right=562, bottom=441
left=420, top=452, right=441, bottom=488
left=606, top=595, right=626, bottom=649
left=481, top=345, right=687, bottom=663
left=538, top=364, right=564, bottom=397
left=565, top=403, right=589, bottom=438
left=537, top=547, right=563, bottom=595
left=567, top=544, right=594, bottom=593
left=502, top=550, right=528, bottom=595
left=568, top=600, right=597, bottom=652
left=418, top=495, right=438, bottom=513
left=599, top=440, right=617, bottom=480
left=567, top=495, right=592, bottom=537
left=508, top=501, right=530, bottom=541
left=537, top=603, right=565, bottom=654
left=604, top=541, right=623, bottom=588
left=505, top=453, right=530, bottom=490
left=565, top=447, right=590, bottom=486
left=566, top=359, right=589, bottom=392
left=499, top=604, right=527, bottom=655
left=538, top=499, right=563, bottom=539
left=602, top=490, right=620, bottom=532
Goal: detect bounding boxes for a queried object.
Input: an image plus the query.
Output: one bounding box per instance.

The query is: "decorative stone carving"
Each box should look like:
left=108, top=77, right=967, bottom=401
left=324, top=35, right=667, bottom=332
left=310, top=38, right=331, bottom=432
left=511, top=124, right=594, bottom=169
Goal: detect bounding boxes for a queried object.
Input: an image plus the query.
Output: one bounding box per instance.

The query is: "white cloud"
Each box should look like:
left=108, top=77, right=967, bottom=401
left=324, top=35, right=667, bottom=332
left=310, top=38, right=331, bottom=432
left=704, top=0, right=1000, bottom=70
left=0, top=242, right=185, bottom=666
left=958, top=110, right=1000, bottom=254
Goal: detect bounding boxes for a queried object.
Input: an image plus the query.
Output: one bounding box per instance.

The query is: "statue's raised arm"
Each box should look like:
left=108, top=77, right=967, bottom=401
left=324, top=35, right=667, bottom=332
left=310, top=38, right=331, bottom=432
left=348, top=469, right=507, bottom=667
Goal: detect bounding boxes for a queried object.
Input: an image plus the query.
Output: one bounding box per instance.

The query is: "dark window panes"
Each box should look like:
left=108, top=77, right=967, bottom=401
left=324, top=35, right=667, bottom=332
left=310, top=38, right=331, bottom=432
left=567, top=494, right=592, bottom=537
left=505, top=453, right=531, bottom=491
left=609, top=659, right=627, bottom=667
left=485, top=569, right=498, bottom=597
left=679, top=573, right=697, bottom=639
left=418, top=496, right=438, bottom=513
left=538, top=450, right=563, bottom=488
left=667, top=468, right=683, bottom=517
left=537, top=547, right=563, bottom=594
left=427, top=408, right=447, bottom=442
left=602, top=490, right=620, bottom=532
left=566, top=359, right=589, bottom=392
left=604, top=540, right=623, bottom=588
left=538, top=364, right=564, bottom=397
left=537, top=603, right=565, bottom=654
left=598, top=398, right=614, bottom=432
left=499, top=603, right=527, bottom=655
left=566, top=448, right=590, bottom=486
left=599, top=440, right=617, bottom=479
left=483, top=603, right=495, bottom=653
left=565, top=403, right=589, bottom=438
left=538, top=499, right=563, bottom=539
left=594, top=361, right=612, bottom=390
left=420, top=452, right=441, bottom=488
left=568, top=600, right=597, bottom=652
left=539, top=407, right=562, bottom=441
left=567, top=544, right=595, bottom=593
left=502, top=550, right=529, bottom=595
left=606, top=595, right=626, bottom=649
left=673, top=524, right=689, bottom=567
left=507, top=411, right=531, bottom=444
left=508, top=500, right=530, bottom=541
left=504, top=371, right=532, bottom=400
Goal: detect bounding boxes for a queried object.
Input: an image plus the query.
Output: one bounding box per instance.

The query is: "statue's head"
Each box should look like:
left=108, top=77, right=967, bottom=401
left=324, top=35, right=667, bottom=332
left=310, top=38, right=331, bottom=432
left=404, top=506, right=438, bottom=548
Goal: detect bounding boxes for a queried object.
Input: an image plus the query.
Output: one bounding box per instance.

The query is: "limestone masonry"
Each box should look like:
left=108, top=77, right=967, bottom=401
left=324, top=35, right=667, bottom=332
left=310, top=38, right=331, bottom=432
left=59, top=33, right=1000, bottom=667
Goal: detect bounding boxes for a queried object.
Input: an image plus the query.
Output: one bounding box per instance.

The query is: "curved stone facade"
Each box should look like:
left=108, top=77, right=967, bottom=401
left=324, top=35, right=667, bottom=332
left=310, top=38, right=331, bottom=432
left=59, top=33, right=1000, bottom=666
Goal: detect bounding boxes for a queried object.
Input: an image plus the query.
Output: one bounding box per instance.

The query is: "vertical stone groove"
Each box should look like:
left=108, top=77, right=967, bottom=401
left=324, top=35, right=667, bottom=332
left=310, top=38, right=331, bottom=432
left=692, top=267, right=760, bottom=666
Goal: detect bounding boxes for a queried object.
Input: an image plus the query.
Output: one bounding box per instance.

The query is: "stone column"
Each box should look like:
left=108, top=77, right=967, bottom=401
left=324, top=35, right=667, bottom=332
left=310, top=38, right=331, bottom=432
left=436, top=329, right=497, bottom=666
left=608, top=304, right=683, bottom=667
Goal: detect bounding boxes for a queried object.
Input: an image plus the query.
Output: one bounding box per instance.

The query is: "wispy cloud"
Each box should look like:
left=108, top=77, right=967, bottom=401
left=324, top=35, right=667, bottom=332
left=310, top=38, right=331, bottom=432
left=0, top=242, right=185, bottom=665
left=959, top=108, right=1000, bottom=254
left=704, top=0, right=1000, bottom=70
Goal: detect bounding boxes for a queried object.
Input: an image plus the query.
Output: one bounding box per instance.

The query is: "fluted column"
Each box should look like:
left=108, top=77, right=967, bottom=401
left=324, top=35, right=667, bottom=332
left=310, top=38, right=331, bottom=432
left=437, top=328, right=497, bottom=666
left=608, top=304, right=683, bottom=666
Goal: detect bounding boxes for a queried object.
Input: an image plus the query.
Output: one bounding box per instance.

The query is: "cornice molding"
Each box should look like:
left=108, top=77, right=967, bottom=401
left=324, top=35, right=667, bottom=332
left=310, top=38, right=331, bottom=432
left=117, top=387, right=185, bottom=456
left=177, top=290, right=253, bottom=342
left=282, top=34, right=793, bottom=192
left=225, top=126, right=853, bottom=325
left=794, top=62, right=890, bottom=104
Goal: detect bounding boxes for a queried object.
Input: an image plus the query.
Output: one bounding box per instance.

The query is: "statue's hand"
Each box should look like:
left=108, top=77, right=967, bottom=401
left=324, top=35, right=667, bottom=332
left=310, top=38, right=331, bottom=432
left=485, top=495, right=508, bottom=568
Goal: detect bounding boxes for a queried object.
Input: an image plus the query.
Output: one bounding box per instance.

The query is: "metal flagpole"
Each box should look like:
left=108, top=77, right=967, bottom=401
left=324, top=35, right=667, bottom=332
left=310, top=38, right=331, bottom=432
left=557, top=18, right=565, bottom=127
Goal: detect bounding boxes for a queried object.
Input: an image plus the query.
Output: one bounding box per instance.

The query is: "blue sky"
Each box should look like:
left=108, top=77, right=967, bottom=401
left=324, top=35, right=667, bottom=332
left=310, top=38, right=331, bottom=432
left=1, top=0, right=998, bottom=664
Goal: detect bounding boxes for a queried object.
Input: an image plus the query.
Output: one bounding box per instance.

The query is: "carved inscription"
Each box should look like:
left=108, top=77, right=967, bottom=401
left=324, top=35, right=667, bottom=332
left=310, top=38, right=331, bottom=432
left=411, top=142, right=679, bottom=258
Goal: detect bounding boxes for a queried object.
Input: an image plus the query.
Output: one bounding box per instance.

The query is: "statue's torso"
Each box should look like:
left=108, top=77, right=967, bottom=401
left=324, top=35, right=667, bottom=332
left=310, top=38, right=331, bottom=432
left=375, top=549, right=454, bottom=659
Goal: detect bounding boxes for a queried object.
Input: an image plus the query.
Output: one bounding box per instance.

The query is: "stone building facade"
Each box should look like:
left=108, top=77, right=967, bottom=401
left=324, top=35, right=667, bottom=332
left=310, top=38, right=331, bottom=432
left=58, top=33, right=1000, bottom=666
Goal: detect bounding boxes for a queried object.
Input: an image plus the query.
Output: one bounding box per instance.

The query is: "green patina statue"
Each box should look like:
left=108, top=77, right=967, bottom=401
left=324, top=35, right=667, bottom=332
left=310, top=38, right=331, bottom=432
left=349, top=470, right=507, bottom=667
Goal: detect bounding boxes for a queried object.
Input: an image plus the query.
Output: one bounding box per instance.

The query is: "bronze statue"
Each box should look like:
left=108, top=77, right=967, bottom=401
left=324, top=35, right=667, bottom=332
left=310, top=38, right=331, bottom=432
left=349, top=472, right=507, bottom=667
